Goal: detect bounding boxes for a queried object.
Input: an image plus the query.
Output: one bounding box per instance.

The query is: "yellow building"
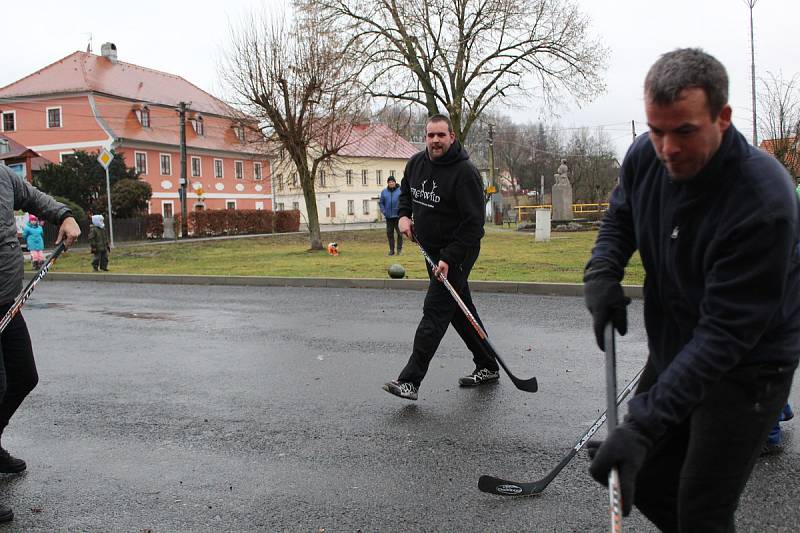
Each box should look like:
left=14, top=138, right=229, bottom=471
left=272, top=124, right=419, bottom=224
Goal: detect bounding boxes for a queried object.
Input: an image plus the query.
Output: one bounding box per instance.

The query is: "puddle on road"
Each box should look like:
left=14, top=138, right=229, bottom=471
left=25, top=302, right=70, bottom=310
left=99, top=311, right=177, bottom=320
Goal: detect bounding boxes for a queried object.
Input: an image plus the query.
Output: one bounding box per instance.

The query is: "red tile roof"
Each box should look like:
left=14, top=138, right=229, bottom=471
left=339, top=123, right=419, bottom=159
left=0, top=51, right=238, bottom=117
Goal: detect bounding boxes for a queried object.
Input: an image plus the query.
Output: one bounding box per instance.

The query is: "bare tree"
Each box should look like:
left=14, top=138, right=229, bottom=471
left=563, top=128, right=618, bottom=203
left=308, top=0, right=608, bottom=141
left=220, top=6, right=369, bottom=250
left=758, top=72, right=800, bottom=177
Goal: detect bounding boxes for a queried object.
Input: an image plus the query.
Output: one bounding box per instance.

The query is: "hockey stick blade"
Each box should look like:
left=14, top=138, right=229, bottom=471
left=478, top=365, right=643, bottom=496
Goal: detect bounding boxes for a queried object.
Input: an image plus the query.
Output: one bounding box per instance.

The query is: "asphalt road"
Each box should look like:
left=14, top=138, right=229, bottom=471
left=0, top=281, right=797, bottom=532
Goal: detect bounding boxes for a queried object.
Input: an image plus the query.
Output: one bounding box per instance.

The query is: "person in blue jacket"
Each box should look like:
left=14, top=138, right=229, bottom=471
left=379, top=176, right=402, bottom=255
left=584, top=48, right=799, bottom=530
left=21, top=215, right=44, bottom=270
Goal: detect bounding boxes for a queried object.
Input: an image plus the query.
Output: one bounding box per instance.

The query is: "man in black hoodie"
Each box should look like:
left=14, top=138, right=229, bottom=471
left=584, top=48, right=799, bottom=530
left=383, top=114, right=499, bottom=401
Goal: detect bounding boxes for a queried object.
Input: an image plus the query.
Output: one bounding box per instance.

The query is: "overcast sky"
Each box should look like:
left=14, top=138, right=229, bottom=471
left=2, top=0, right=797, bottom=159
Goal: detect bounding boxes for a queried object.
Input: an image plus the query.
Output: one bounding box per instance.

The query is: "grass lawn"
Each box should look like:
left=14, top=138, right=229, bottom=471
left=50, top=227, right=645, bottom=284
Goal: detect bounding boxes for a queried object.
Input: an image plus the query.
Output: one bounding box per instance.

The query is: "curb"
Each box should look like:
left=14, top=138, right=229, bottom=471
left=25, top=272, right=644, bottom=298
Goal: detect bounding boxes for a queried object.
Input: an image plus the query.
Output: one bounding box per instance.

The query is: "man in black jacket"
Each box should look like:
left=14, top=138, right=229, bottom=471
left=383, top=114, right=499, bottom=401
left=584, top=48, right=799, bottom=530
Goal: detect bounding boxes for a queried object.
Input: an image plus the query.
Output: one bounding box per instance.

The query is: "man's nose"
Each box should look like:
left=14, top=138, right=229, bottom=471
left=661, top=135, right=680, bottom=158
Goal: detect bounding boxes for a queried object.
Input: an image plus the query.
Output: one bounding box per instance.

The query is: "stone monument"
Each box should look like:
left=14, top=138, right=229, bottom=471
left=551, top=159, right=573, bottom=221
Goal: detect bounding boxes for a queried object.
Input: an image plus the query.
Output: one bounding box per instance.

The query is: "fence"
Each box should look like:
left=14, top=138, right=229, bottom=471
left=40, top=217, right=157, bottom=247
left=512, top=203, right=609, bottom=221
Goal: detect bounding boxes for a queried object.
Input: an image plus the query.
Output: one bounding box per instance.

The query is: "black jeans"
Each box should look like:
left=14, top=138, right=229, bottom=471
left=398, top=247, right=498, bottom=387
left=0, top=303, right=39, bottom=441
left=633, top=359, right=795, bottom=532
left=385, top=218, right=402, bottom=253
left=92, top=250, right=109, bottom=270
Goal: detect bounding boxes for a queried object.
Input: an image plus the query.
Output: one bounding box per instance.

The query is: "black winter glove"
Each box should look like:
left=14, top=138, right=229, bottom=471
left=587, top=422, right=653, bottom=516
left=584, top=264, right=630, bottom=350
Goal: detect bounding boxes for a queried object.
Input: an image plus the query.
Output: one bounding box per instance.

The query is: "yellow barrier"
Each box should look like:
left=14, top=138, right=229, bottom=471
left=512, top=203, right=609, bottom=221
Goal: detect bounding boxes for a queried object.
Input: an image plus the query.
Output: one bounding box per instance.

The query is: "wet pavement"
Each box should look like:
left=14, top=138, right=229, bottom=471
left=1, top=281, right=797, bottom=532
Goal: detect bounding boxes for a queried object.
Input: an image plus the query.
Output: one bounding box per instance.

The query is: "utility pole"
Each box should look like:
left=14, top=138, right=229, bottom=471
left=488, top=123, right=501, bottom=224
left=631, top=120, right=637, bottom=144
left=178, top=102, right=188, bottom=237
left=747, top=0, right=758, bottom=146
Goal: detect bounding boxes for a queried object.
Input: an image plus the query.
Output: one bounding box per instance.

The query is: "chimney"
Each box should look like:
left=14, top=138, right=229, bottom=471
left=100, top=42, right=118, bottom=63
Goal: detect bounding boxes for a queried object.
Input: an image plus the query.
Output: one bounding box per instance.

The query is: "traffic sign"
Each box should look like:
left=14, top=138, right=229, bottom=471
left=97, top=148, right=114, bottom=169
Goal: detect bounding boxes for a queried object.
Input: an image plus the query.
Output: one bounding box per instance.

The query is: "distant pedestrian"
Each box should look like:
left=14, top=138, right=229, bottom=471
left=379, top=176, right=402, bottom=255
left=0, top=165, right=80, bottom=523
left=88, top=214, right=110, bottom=272
left=21, top=215, right=44, bottom=270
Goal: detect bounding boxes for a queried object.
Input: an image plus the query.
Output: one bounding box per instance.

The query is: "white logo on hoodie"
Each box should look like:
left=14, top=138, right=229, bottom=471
left=411, top=179, right=440, bottom=208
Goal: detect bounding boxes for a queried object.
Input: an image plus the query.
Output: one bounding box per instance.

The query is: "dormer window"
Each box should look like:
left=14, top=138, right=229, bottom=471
left=135, top=105, right=150, bottom=128
left=233, top=124, right=245, bottom=143
left=191, top=116, right=204, bottom=136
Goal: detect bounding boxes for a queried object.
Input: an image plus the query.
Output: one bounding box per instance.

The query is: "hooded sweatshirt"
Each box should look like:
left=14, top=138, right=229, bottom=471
left=397, top=139, right=485, bottom=266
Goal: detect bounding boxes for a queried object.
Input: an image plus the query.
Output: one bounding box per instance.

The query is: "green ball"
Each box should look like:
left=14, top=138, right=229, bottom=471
left=388, top=263, right=406, bottom=279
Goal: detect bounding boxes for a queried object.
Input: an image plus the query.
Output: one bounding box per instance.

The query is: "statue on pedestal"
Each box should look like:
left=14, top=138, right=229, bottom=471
left=551, top=159, right=574, bottom=221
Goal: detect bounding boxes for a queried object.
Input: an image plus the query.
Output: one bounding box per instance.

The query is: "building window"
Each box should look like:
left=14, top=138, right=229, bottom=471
left=254, top=162, right=262, bottom=180
left=234, top=161, right=244, bottom=179
left=376, top=170, right=382, bottom=185
left=276, top=202, right=284, bottom=211
left=190, top=156, right=201, bottom=177
left=233, top=124, right=245, bottom=143
left=46, top=107, right=62, bottom=128
left=319, top=169, right=326, bottom=187
left=135, top=106, right=150, bottom=128
left=361, top=169, right=368, bottom=186
left=276, top=173, right=284, bottom=191
left=214, top=159, right=223, bottom=178
left=135, top=152, right=148, bottom=175
left=255, top=201, right=264, bottom=210
left=191, top=116, right=204, bottom=136
left=362, top=199, right=370, bottom=215
left=1, top=111, right=15, bottom=132
left=162, top=201, right=174, bottom=218
left=346, top=170, right=353, bottom=186
left=347, top=200, right=354, bottom=215
left=226, top=200, right=236, bottom=210
left=160, top=154, right=172, bottom=175
left=292, top=173, right=298, bottom=187
left=292, top=201, right=299, bottom=211
left=60, top=152, right=77, bottom=163
left=390, top=170, right=396, bottom=179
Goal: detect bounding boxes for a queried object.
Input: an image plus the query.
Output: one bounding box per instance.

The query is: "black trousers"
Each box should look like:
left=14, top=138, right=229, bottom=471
left=385, top=218, right=402, bottom=253
left=92, top=250, right=109, bottom=270
left=398, top=247, right=498, bottom=387
left=0, top=303, right=39, bottom=442
left=633, top=359, right=795, bottom=532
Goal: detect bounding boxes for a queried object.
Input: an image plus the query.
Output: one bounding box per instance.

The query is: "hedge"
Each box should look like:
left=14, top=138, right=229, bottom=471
left=173, top=209, right=300, bottom=237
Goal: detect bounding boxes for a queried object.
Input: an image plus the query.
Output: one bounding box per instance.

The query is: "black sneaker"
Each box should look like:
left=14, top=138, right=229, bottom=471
left=761, top=442, right=783, bottom=456
left=388, top=251, right=395, bottom=256
left=458, top=368, right=500, bottom=387
left=383, top=380, right=418, bottom=401
left=0, top=503, right=12, bottom=523
left=0, top=448, right=26, bottom=473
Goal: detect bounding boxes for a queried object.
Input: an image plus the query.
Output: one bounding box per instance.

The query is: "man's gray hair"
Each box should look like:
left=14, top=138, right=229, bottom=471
left=644, top=48, right=729, bottom=118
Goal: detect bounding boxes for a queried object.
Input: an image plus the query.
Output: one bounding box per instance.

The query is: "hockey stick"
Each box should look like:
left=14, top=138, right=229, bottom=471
left=412, top=235, right=538, bottom=393
left=604, top=323, right=623, bottom=532
left=478, top=363, right=643, bottom=496
left=0, top=242, right=66, bottom=333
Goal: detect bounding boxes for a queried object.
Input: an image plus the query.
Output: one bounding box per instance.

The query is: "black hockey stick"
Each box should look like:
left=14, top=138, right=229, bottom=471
left=0, top=242, right=66, bottom=333
left=604, top=323, right=623, bottom=532
left=412, top=234, right=538, bottom=393
left=478, top=363, right=643, bottom=496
